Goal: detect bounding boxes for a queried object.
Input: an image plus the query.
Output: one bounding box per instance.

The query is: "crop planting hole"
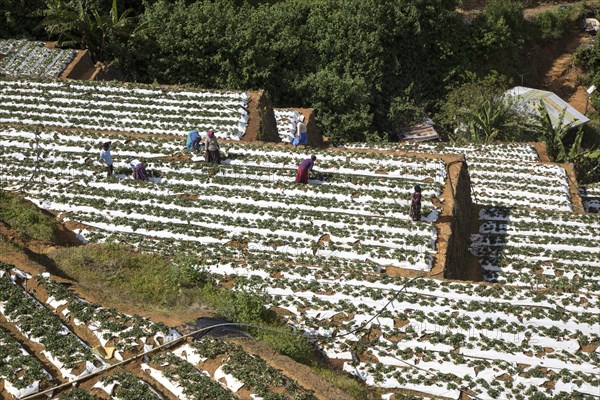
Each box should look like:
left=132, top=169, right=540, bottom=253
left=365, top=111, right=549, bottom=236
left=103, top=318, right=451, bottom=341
left=318, top=234, right=331, bottom=244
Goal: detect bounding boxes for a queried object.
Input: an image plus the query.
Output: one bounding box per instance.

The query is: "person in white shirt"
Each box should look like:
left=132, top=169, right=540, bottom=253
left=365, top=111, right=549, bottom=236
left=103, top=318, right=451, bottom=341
left=99, top=142, right=113, bottom=177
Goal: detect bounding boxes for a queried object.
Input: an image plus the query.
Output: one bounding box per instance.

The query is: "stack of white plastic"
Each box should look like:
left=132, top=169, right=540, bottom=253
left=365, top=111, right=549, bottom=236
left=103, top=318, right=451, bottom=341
left=274, top=109, right=302, bottom=143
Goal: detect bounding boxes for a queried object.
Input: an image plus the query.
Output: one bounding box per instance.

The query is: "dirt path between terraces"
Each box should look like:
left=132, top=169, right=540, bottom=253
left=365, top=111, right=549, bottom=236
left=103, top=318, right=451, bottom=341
left=538, top=27, right=594, bottom=114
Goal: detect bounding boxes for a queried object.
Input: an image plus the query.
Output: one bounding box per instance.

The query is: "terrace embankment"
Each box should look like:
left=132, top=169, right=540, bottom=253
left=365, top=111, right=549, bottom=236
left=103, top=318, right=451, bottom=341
left=235, top=339, right=355, bottom=400
left=428, top=156, right=475, bottom=280
left=563, top=162, right=585, bottom=214
left=60, top=49, right=97, bottom=80
left=244, top=90, right=280, bottom=142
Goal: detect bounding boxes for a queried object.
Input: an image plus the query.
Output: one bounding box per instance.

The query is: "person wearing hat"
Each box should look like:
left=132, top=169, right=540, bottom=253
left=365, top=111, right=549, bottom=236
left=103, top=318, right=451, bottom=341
left=186, top=129, right=202, bottom=152
left=204, top=129, right=221, bottom=164
left=99, top=141, right=113, bottom=177
left=295, top=155, right=317, bottom=184
left=409, top=185, right=422, bottom=221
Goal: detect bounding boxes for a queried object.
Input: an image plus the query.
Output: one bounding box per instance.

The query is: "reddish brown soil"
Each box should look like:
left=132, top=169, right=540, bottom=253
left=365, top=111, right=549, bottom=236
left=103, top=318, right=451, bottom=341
left=531, top=142, right=552, bottom=162
left=60, top=49, right=98, bottom=80
left=462, top=206, right=486, bottom=282
left=233, top=339, right=355, bottom=400
left=538, top=27, right=594, bottom=114
left=581, top=341, right=600, bottom=353
left=243, top=91, right=262, bottom=142
left=429, top=157, right=464, bottom=279
left=563, top=163, right=586, bottom=213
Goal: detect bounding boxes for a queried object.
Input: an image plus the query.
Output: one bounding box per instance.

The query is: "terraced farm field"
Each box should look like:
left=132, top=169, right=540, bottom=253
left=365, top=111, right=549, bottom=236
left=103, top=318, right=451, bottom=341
left=581, top=183, right=600, bottom=213
left=0, top=40, right=76, bottom=78
left=0, top=76, right=599, bottom=400
left=0, top=264, right=323, bottom=400
left=0, top=79, right=250, bottom=139
left=347, top=142, right=574, bottom=212
left=0, top=127, right=444, bottom=273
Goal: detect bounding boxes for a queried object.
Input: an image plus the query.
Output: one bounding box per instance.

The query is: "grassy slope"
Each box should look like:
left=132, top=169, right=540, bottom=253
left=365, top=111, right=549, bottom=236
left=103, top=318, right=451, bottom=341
left=0, top=190, right=55, bottom=241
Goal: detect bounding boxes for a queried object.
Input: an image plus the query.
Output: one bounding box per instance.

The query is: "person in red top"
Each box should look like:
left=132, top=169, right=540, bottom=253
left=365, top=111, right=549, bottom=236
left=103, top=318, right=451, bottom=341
left=295, top=155, right=316, bottom=184
left=409, top=185, right=422, bottom=221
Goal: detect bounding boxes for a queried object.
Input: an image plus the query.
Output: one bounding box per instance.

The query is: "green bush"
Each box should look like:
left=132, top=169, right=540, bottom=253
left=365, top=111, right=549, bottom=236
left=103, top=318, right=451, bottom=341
left=260, top=330, right=314, bottom=364
left=533, top=8, right=571, bottom=41
left=173, top=254, right=211, bottom=287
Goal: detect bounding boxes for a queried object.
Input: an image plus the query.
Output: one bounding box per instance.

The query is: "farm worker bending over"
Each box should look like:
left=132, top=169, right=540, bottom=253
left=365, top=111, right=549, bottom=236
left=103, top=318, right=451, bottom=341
left=295, top=155, right=316, bottom=184
left=130, top=158, right=149, bottom=181
left=205, top=129, right=221, bottom=164
left=293, top=116, right=308, bottom=148
left=99, top=142, right=113, bottom=178
left=186, top=129, right=202, bottom=152
left=409, top=185, right=422, bottom=221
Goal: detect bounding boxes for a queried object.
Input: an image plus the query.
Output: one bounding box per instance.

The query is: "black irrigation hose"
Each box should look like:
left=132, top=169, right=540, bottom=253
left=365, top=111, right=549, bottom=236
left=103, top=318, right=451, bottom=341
left=311, top=275, right=426, bottom=342
left=20, top=321, right=302, bottom=400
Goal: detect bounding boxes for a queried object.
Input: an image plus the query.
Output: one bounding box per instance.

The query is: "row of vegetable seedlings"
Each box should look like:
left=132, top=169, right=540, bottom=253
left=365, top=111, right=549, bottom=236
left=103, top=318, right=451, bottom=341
left=580, top=183, right=600, bottom=213
left=0, top=264, right=105, bottom=393
left=0, top=326, right=52, bottom=399
left=222, top=144, right=447, bottom=182
left=343, top=141, right=573, bottom=212
left=58, top=369, right=164, bottom=400
left=36, top=276, right=181, bottom=361
left=0, top=79, right=250, bottom=139
left=197, top=257, right=600, bottom=400
left=471, top=207, right=600, bottom=291
left=0, top=40, right=77, bottom=78
left=344, top=142, right=541, bottom=162
left=2, top=265, right=321, bottom=400
left=0, top=127, right=444, bottom=272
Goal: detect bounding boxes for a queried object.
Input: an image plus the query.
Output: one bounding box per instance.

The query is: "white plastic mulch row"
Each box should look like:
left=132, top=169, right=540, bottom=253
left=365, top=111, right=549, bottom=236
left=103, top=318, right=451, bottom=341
left=0, top=79, right=251, bottom=140
left=0, top=39, right=76, bottom=78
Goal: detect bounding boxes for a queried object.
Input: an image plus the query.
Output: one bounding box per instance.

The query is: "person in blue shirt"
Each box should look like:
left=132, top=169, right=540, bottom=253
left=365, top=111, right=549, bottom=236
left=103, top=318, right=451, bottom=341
left=99, top=142, right=113, bottom=177
left=186, top=129, right=202, bottom=152
left=292, top=118, right=308, bottom=148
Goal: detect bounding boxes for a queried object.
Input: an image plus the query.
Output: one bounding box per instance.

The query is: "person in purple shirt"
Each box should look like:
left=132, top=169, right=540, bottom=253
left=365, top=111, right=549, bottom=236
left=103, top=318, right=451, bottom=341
left=295, top=155, right=316, bottom=184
